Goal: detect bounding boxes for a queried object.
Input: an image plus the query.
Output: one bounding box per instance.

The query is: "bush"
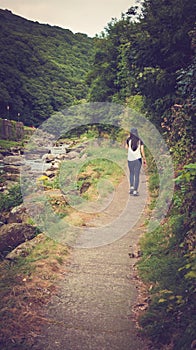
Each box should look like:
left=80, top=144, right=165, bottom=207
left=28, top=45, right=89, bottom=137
left=0, top=184, right=23, bottom=212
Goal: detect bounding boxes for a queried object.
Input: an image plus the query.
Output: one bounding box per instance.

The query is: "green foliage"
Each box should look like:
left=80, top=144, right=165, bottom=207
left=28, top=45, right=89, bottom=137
left=175, top=163, right=196, bottom=184
left=126, top=95, right=144, bottom=112
left=0, top=184, right=23, bottom=212
left=143, top=148, right=159, bottom=211
left=137, top=55, right=196, bottom=345
left=0, top=9, right=95, bottom=126
left=138, top=154, right=195, bottom=349
left=0, top=139, right=21, bottom=149
left=136, top=0, right=195, bottom=71
left=87, top=17, right=134, bottom=102
left=87, top=0, right=195, bottom=126
left=138, top=204, right=195, bottom=348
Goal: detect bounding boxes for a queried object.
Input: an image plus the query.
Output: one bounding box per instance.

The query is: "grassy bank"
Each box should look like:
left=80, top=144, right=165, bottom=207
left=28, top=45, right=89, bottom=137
left=137, top=149, right=196, bottom=349
left=0, top=234, right=69, bottom=349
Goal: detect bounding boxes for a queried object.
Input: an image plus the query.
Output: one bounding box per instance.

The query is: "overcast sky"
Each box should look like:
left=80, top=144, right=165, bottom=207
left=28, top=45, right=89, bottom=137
left=0, top=0, right=137, bottom=37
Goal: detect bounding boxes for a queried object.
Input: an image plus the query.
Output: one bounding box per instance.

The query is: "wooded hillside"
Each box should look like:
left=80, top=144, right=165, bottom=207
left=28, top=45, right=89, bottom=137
left=0, top=9, right=95, bottom=125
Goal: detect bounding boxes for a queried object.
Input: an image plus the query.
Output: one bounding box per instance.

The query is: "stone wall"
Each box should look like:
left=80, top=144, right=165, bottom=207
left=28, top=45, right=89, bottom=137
left=0, top=118, right=24, bottom=140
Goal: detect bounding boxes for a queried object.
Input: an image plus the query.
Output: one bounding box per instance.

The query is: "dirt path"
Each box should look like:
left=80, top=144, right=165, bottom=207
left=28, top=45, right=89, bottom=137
left=32, top=170, right=151, bottom=350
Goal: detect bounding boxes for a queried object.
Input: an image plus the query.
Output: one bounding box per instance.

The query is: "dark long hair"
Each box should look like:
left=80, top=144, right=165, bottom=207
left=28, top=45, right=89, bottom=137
left=129, top=128, right=139, bottom=151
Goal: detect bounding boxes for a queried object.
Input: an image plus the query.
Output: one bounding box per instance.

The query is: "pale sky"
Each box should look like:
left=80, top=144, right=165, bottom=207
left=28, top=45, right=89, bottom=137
left=0, top=0, right=137, bottom=37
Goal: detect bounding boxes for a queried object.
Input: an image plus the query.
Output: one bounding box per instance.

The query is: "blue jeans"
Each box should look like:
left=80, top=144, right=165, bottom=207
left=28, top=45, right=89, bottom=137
left=128, top=159, right=142, bottom=191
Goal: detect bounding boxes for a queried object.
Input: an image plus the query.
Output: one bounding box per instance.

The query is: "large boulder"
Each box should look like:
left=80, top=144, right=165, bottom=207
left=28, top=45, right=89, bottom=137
left=0, top=223, right=37, bottom=258
left=5, top=233, right=45, bottom=261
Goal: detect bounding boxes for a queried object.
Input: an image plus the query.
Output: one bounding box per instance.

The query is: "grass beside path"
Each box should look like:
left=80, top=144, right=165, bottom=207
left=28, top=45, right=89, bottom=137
left=0, top=235, right=69, bottom=349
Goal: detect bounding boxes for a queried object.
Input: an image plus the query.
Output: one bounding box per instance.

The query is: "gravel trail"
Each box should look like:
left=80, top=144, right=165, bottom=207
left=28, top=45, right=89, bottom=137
left=33, top=171, right=150, bottom=350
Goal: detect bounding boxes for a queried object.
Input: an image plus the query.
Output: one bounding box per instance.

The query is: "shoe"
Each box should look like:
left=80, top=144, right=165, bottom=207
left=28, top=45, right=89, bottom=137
left=133, top=190, right=139, bottom=196
left=129, top=186, right=134, bottom=194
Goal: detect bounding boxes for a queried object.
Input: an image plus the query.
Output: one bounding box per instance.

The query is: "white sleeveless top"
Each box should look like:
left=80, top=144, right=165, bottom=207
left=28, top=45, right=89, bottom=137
left=127, top=139, right=142, bottom=161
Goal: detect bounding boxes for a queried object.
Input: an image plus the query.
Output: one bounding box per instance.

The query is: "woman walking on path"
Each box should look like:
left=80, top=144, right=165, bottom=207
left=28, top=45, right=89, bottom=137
left=126, top=128, right=146, bottom=196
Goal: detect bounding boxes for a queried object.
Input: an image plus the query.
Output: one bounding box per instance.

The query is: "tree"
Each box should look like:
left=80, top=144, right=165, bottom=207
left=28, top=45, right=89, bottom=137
left=87, top=17, right=133, bottom=102
left=128, top=0, right=196, bottom=122
left=87, top=0, right=196, bottom=126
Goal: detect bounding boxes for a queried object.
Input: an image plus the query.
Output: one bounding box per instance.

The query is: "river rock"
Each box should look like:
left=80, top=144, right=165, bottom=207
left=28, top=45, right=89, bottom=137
left=0, top=223, right=37, bottom=258
left=5, top=233, right=45, bottom=261
left=0, top=209, right=9, bottom=224
left=0, top=185, right=6, bottom=192
left=42, top=153, right=57, bottom=162
left=7, top=204, right=29, bottom=224
left=3, top=165, right=21, bottom=174
left=80, top=153, right=87, bottom=160
left=4, top=173, right=20, bottom=181
left=3, top=155, right=24, bottom=166
left=10, top=146, right=23, bottom=155
left=49, top=162, right=59, bottom=171
left=56, top=154, right=68, bottom=160
left=0, top=149, right=13, bottom=157
left=66, top=151, right=79, bottom=159
left=44, top=170, right=56, bottom=178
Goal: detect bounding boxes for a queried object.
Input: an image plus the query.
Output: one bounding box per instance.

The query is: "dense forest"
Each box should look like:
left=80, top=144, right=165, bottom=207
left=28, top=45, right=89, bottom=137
left=0, top=9, right=95, bottom=125
left=0, top=0, right=195, bottom=349
left=87, top=0, right=195, bottom=126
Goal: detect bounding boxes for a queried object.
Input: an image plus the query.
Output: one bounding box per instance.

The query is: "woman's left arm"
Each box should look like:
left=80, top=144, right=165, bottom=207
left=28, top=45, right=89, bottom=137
left=141, top=144, right=146, bottom=165
left=125, top=138, right=129, bottom=149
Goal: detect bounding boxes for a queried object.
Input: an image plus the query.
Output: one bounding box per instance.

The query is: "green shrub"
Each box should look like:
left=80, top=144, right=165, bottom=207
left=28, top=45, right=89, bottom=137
left=0, top=184, right=23, bottom=212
